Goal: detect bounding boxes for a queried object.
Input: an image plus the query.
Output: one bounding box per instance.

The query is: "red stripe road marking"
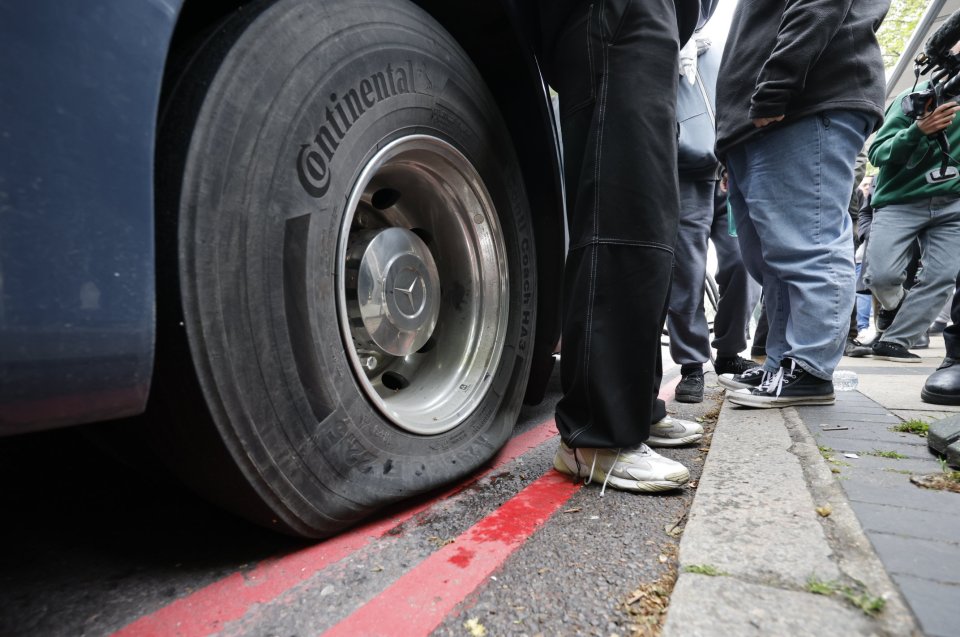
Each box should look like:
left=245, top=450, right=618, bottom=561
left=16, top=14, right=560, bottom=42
left=322, top=471, right=582, bottom=637
left=112, top=419, right=560, bottom=637
left=657, top=372, right=683, bottom=402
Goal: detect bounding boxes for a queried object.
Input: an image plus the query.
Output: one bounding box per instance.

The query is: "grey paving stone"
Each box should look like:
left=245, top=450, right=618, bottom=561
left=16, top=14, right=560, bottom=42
left=851, top=501, right=960, bottom=545
left=891, top=574, right=960, bottom=637
left=813, top=425, right=930, bottom=447
left=663, top=575, right=876, bottom=637
left=869, top=533, right=960, bottom=585
left=840, top=478, right=957, bottom=512
left=826, top=453, right=941, bottom=477
left=929, top=416, right=960, bottom=455
left=813, top=438, right=936, bottom=461
left=948, top=440, right=960, bottom=468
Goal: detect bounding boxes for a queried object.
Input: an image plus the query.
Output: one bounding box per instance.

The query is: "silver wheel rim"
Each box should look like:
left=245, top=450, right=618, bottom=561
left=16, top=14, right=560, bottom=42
left=337, top=135, right=509, bottom=435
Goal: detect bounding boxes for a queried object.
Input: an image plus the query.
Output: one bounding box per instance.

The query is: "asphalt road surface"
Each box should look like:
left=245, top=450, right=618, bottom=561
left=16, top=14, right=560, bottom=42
left=0, top=349, right=721, bottom=637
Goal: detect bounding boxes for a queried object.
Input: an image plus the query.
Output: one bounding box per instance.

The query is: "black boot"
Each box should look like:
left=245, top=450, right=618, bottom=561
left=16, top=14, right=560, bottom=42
left=921, top=358, right=960, bottom=405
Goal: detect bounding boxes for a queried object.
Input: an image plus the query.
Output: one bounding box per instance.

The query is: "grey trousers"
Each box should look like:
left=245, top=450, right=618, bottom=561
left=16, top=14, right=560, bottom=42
left=864, top=196, right=960, bottom=348
left=667, top=179, right=716, bottom=368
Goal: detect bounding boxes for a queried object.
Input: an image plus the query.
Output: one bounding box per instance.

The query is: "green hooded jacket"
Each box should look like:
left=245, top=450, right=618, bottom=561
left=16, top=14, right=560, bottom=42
left=869, top=83, right=960, bottom=209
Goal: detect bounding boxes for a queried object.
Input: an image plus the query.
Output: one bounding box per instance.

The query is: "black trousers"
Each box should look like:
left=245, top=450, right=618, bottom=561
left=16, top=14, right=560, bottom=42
left=548, top=0, right=680, bottom=448
left=711, top=187, right=761, bottom=357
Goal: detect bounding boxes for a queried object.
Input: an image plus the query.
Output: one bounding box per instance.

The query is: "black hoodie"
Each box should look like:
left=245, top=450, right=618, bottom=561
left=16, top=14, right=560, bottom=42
left=715, top=0, right=889, bottom=159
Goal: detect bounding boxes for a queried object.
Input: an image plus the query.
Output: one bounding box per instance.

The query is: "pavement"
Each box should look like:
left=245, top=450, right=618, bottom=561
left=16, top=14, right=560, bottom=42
left=663, top=334, right=960, bottom=637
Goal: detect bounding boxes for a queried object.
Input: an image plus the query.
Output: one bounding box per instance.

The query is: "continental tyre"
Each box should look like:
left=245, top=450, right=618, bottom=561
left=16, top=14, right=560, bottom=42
left=155, top=0, right=536, bottom=537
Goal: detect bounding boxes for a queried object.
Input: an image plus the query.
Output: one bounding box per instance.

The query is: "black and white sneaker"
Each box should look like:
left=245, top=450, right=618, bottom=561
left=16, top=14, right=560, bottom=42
left=876, top=300, right=902, bottom=333
left=718, top=365, right=768, bottom=391
left=727, top=358, right=835, bottom=408
left=714, top=355, right=758, bottom=376
left=869, top=340, right=922, bottom=363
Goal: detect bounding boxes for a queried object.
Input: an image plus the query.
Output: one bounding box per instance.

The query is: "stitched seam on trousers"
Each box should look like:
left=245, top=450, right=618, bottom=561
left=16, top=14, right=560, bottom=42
left=569, top=238, right=675, bottom=253
left=567, top=425, right=590, bottom=447
left=582, top=1, right=610, bottom=395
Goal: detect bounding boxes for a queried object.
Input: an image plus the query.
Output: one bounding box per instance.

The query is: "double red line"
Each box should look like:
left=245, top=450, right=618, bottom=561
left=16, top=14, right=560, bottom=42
left=114, top=372, right=683, bottom=636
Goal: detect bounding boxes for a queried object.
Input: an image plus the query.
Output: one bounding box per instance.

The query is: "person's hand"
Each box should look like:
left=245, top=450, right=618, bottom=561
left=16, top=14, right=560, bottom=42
left=753, top=115, right=785, bottom=128
left=917, top=101, right=960, bottom=136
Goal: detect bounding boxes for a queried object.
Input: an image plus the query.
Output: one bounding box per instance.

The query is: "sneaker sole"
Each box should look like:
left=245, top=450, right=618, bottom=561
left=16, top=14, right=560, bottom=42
left=647, top=433, right=703, bottom=447
left=674, top=393, right=704, bottom=404
left=553, top=456, right=689, bottom=492
left=717, top=376, right=758, bottom=391
left=727, top=392, right=835, bottom=408
left=868, top=354, right=923, bottom=363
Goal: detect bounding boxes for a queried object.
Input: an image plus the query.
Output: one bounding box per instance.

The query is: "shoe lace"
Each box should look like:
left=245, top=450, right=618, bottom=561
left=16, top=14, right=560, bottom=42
left=766, top=360, right=798, bottom=397
left=579, top=448, right=619, bottom=497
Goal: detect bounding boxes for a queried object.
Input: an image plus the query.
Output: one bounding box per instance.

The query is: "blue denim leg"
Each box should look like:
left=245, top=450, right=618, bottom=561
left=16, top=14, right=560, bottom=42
left=855, top=263, right=871, bottom=331
left=725, top=111, right=870, bottom=379
left=727, top=175, right=788, bottom=374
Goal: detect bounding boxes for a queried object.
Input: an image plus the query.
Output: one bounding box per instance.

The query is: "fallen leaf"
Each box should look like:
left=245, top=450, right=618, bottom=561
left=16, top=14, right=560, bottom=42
left=563, top=507, right=582, bottom=514
left=464, top=618, right=488, bottom=637
left=816, top=505, right=832, bottom=517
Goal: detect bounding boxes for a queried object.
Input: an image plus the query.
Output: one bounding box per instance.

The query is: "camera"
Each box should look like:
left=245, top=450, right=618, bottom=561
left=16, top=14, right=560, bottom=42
left=902, top=11, right=960, bottom=119
left=901, top=61, right=960, bottom=119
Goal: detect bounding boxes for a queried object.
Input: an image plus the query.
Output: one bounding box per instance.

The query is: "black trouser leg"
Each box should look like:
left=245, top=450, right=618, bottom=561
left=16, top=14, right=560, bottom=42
left=711, top=186, right=761, bottom=357
left=550, top=0, right=679, bottom=449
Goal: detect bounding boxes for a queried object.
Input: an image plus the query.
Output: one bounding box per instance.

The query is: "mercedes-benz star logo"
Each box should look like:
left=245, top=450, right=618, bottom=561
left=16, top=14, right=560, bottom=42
left=392, top=269, right=425, bottom=318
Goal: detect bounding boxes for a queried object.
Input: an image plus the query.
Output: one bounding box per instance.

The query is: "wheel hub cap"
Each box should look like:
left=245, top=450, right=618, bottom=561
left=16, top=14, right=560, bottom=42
left=350, top=228, right=440, bottom=356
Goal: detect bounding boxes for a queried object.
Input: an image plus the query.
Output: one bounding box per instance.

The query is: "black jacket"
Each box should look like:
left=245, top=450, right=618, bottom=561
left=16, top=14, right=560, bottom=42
left=715, top=0, right=889, bottom=159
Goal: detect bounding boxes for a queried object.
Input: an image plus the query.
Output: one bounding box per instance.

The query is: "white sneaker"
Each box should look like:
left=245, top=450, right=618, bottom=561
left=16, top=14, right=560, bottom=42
left=553, top=442, right=690, bottom=494
left=648, top=415, right=703, bottom=447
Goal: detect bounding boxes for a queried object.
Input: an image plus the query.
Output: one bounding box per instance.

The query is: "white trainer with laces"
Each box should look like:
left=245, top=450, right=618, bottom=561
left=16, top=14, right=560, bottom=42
left=648, top=415, right=703, bottom=447
left=553, top=442, right=690, bottom=495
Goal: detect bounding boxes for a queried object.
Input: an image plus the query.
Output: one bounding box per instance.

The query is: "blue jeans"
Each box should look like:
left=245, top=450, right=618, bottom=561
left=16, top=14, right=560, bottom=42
left=855, top=263, right=871, bottom=331
left=726, top=111, right=872, bottom=380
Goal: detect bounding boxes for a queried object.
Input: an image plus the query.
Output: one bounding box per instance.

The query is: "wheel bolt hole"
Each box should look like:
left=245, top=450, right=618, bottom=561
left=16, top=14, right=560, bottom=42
left=371, top=188, right=401, bottom=210
left=416, top=337, right=437, bottom=354
left=410, top=227, right=434, bottom=246
left=381, top=371, right=410, bottom=391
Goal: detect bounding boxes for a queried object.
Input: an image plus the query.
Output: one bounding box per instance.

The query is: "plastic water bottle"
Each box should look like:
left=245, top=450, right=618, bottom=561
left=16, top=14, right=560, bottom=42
left=833, top=370, right=859, bottom=391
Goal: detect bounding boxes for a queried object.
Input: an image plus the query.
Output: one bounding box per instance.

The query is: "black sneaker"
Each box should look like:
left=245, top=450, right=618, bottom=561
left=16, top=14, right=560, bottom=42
left=675, top=371, right=704, bottom=403
left=876, top=301, right=901, bottom=333
left=843, top=338, right=871, bottom=357
left=727, top=358, right=835, bottom=408
left=714, top=355, right=757, bottom=376
left=869, top=340, right=922, bottom=363
left=717, top=364, right=767, bottom=390
left=914, top=331, right=930, bottom=349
